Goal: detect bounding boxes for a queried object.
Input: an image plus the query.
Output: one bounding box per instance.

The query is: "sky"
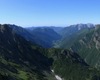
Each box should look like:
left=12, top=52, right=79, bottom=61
left=0, top=0, right=100, bottom=27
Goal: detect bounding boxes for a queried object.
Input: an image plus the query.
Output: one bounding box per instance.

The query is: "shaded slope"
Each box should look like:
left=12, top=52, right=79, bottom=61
left=10, top=25, right=61, bottom=48
left=0, top=24, right=52, bottom=80
left=29, top=27, right=61, bottom=48
left=0, top=24, right=100, bottom=80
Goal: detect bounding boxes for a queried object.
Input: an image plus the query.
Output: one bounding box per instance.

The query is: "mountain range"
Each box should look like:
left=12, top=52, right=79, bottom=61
left=0, top=24, right=100, bottom=80
left=9, top=25, right=61, bottom=48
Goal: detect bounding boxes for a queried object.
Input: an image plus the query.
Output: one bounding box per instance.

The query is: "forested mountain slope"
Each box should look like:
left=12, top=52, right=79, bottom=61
left=0, top=24, right=100, bottom=80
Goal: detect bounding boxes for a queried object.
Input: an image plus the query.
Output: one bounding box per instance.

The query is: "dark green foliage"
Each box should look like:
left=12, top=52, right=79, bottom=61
left=0, top=24, right=52, bottom=80
left=0, top=24, right=100, bottom=80
left=54, top=24, right=100, bottom=69
left=47, top=49, right=100, bottom=80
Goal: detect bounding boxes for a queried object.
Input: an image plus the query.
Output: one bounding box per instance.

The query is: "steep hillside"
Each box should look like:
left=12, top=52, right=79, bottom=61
left=54, top=24, right=100, bottom=69
left=70, top=25, right=100, bottom=68
left=0, top=24, right=53, bottom=80
left=0, top=24, right=100, bottom=80
left=10, top=25, right=61, bottom=48
left=9, top=24, right=40, bottom=45
left=54, top=24, right=94, bottom=48
left=28, top=27, right=61, bottom=48
left=46, top=49, right=100, bottom=80
left=60, top=24, right=94, bottom=37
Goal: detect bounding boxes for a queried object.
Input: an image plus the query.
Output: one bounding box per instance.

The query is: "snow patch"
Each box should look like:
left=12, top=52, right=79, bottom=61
left=51, top=70, right=63, bottom=80
left=55, top=75, right=62, bottom=80
left=51, top=70, right=54, bottom=73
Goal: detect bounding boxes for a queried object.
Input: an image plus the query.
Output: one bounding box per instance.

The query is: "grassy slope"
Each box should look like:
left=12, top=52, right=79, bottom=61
left=44, top=48, right=100, bottom=80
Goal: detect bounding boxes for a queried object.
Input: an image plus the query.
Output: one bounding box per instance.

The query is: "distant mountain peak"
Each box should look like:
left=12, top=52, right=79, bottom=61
left=70, top=23, right=95, bottom=30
